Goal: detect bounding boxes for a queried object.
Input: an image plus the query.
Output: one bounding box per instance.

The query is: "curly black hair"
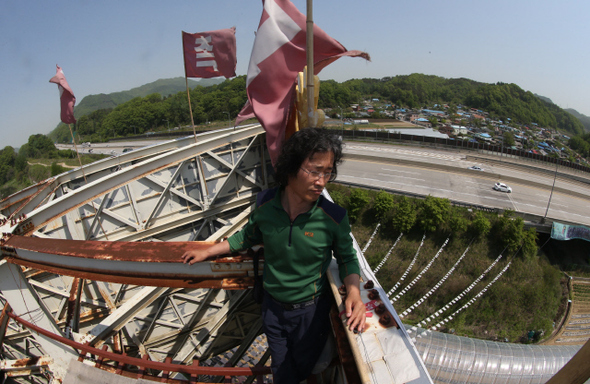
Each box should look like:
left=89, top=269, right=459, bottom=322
left=274, top=128, right=343, bottom=187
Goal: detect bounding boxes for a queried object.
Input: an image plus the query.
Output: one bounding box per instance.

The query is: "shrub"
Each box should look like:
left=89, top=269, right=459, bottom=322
left=418, top=195, right=451, bottom=232
left=449, top=211, right=469, bottom=234
left=57, top=149, right=77, bottom=158
left=374, top=190, right=395, bottom=222
left=392, top=196, right=416, bottom=233
left=470, top=211, right=491, bottom=238
left=521, top=228, right=538, bottom=258
left=495, top=215, right=525, bottom=255
left=348, top=188, right=370, bottom=221
left=329, top=189, right=349, bottom=209
left=28, top=164, right=50, bottom=183
left=51, top=162, right=67, bottom=176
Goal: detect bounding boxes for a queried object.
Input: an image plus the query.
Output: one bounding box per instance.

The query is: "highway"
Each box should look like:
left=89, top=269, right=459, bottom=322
left=339, top=142, right=590, bottom=226
left=56, top=140, right=162, bottom=156
left=56, top=139, right=590, bottom=227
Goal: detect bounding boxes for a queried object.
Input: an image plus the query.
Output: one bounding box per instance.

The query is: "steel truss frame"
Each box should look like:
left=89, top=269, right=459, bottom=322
left=1, top=126, right=275, bottom=383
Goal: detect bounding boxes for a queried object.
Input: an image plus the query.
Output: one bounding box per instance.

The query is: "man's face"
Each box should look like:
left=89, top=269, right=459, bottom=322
left=287, top=151, right=334, bottom=204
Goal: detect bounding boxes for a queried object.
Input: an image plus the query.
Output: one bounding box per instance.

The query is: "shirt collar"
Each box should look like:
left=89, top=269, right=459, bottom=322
left=272, top=186, right=321, bottom=216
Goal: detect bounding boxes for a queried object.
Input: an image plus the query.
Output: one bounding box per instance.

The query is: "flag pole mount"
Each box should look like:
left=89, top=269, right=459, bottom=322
left=306, top=0, right=316, bottom=128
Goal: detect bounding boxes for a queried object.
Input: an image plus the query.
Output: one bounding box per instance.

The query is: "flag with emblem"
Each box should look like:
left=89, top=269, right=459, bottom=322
left=236, top=0, right=370, bottom=164
left=183, top=27, right=237, bottom=79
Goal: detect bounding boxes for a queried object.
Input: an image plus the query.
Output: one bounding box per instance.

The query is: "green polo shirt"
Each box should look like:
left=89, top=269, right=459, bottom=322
left=227, top=187, right=360, bottom=304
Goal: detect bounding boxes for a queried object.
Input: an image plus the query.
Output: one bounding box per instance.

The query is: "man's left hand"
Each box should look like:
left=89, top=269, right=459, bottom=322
left=343, top=274, right=366, bottom=333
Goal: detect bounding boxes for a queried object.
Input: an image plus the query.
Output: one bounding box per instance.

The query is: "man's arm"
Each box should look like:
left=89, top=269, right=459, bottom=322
left=343, top=273, right=366, bottom=332
left=181, top=241, right=230, bottom=265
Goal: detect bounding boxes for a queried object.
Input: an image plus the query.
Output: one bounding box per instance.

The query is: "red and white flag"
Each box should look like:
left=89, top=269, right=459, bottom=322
left=49, top=65, right=76, bottom=124
left=183, top=27, right=237, bottom=79
left=236, top=0, right=369, bottom=164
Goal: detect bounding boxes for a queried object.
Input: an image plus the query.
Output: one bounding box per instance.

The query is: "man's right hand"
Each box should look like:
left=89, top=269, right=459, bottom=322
left=181, top=240, right=230, bottom=265
left=181, top=249, right=210, bottom=265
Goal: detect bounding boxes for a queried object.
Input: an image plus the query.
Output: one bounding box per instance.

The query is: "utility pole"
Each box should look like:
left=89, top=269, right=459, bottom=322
left=543, top=159, right=559, bottom=223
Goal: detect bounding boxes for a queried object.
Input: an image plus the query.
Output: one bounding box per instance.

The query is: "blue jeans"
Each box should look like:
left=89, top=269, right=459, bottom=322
left=261, top=292, right=332, bottom=383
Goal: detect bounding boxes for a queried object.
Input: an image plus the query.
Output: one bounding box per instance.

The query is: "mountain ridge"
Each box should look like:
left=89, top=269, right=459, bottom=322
left=62, top=75, right=589, bottom=136
left=73, top=77, right=224, bottom=118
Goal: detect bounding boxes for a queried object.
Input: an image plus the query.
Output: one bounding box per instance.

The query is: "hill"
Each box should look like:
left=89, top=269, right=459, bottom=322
left=48, top=76, right=247, bottom=143
left=329, top=75, right=586, bottom=136
left=535, top=94, right=590, bottom=133
left=48, top=73, right=589, bottom=143
left=73, top=77, right=224, bottom=118
left=565, top=108, right=590, bottom=132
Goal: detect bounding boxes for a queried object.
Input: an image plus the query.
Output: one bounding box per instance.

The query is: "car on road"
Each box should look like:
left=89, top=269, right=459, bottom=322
left=122, top=148, right=134, bottom=153
left=469, top=165, right=484, bottom=171
left=493, top=182, right=512, bottom=193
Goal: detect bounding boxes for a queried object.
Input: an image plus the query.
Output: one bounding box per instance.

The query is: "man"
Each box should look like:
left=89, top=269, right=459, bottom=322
left=182, top=128, right=365, bottom=383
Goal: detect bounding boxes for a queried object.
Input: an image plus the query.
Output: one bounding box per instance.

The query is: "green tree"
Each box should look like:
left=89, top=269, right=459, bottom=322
left=418, top=196, right=451, bottom=232
left=503, top=131, right=516, bottom=147
left=348, top=188, right=370, bottom=221
left=470, top=211, right=491, bottom=238
left=15, top=153, right=27, bottom=173
left=22, top=134, right=57, bottom=158
left=374, top=190, right=395, bottom=222
left=521, top=228, right=538, bottom=258
left=427, top=116, right=439, bottom=127
left=449, top=211, right=468, bottom=234
left=0, top=146, right=16, bottom=184
left=391, top=196, right=416, bottom=233
left=495, top=212, right=525, bottom=255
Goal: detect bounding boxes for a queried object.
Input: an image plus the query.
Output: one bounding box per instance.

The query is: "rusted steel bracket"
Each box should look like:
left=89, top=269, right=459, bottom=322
left=2, top=235, right=262, bottom=290
left=6, top=310, right=272, bottom=379
left=0, top=302, right=10, bottom=350
left=0, top=356, right=53, bottom=377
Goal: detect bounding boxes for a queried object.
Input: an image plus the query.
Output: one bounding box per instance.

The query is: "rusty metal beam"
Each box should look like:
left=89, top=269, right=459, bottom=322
left=0, top=302, right=10, bottom=350
left=0, top=356, right=53, bottom=377
left=6, top=310, right=272, bottom=377
left=3, top=236, right=259, bottom=288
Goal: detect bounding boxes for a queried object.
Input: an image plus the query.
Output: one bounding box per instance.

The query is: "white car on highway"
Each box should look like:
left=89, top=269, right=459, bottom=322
left=468, top=165, right=484, bottom=171
left=493, top=182, right=512, bottom=193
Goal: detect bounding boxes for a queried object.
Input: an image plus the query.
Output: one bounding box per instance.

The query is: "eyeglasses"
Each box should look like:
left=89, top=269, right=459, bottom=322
left=300, top=167, right=335, bottom=181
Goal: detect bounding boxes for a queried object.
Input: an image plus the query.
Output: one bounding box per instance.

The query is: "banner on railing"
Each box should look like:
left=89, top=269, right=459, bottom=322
left=551, top=222, right=590, bottom=242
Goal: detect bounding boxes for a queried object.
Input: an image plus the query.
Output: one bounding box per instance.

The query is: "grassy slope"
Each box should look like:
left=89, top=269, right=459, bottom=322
left=334, top=185, right=571, bottom=343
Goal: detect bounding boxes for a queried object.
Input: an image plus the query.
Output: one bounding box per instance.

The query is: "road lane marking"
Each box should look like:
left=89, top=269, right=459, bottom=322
left=381, top=168, right=421, bottom=175
left=550, top=203, right=569, bottom=208
left=378, top=173, right=425, bottom=182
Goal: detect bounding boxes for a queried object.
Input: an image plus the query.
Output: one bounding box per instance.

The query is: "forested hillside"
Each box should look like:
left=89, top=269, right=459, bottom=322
left=0, top=134, right=104, bottom=198
left=73, top=77, right=223, bottom=117
left=48, top=73, right=586, bottom=144
left=321, top=75, right=585, bottom=135
left=49, top=77, right=244, bottom=143
left=566, top=108, right=590, bottom=132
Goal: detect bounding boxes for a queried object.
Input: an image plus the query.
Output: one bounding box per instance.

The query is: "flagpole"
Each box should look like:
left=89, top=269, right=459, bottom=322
left=306, top=0, right=315, bottom=128
left=68, top=123, right=87, bottom=183
left=68, top=123, right=109, bottom=240
left=185, top=76, right=198, bottom=143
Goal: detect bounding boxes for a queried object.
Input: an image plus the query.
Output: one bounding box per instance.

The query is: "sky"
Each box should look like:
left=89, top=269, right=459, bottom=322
left=1, top=0, right=589, bottom=149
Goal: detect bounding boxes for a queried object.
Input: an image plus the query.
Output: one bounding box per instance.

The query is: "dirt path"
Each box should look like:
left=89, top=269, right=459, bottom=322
left=28, top=161, right=78, bottom=169
left=541, top=277, right=590, bottom=346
